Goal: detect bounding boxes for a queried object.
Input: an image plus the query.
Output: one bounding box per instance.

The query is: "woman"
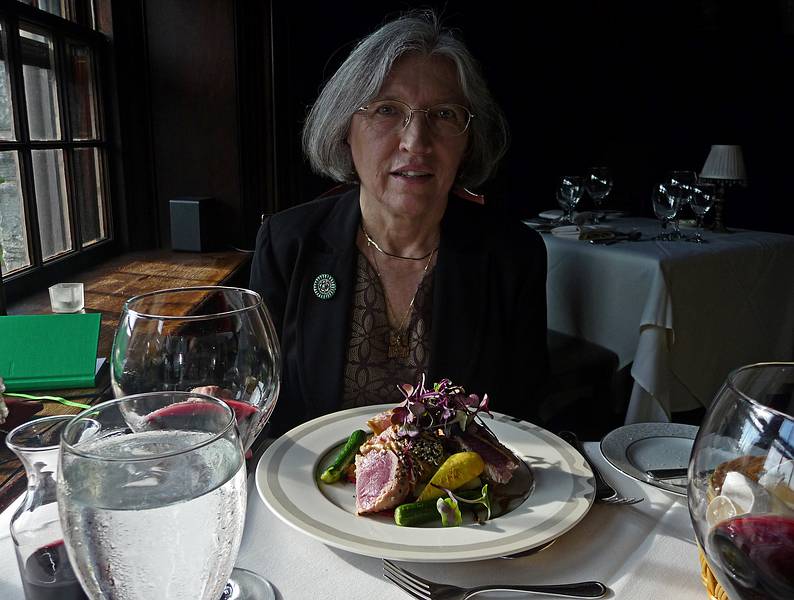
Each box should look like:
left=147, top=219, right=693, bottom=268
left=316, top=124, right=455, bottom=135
left=250, top=11, right=548, bottom=435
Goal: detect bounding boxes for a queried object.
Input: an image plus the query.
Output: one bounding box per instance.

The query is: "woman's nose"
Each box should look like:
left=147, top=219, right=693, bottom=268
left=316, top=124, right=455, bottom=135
left=398, top=113, right=433, bottom=154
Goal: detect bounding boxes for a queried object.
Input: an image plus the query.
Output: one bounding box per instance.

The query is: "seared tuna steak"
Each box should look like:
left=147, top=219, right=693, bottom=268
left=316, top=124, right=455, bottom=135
left=454, top=422, right=520, bottom=484
left=355, top=448, right=412, bottom=514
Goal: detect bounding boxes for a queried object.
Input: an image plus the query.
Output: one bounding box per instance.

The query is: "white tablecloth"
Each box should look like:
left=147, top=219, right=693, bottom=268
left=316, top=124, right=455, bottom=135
left=0, top=443, right=705, bottom=599
left=542, top=218, right=794, bottom=422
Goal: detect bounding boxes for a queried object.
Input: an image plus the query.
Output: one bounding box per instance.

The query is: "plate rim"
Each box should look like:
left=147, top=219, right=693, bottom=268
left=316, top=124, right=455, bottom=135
left=255, top=404, right=596, bottom=562
left=600, top=422, right=698, bottom=497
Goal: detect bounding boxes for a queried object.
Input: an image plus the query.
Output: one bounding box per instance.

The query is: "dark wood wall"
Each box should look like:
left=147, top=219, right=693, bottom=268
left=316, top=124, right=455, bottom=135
left=110, top=0, right=275, bottom=251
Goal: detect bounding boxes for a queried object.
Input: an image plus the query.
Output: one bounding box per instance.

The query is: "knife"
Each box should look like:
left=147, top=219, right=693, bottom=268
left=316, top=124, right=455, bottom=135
left=646, top=468, right=688, bottom=480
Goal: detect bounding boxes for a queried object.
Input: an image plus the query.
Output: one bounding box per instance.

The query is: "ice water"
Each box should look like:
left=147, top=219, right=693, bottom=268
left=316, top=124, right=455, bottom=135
left=58, top=430, right=246, bottom=599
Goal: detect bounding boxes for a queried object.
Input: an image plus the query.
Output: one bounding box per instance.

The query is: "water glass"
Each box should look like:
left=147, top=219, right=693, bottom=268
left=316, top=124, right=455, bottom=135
left=584, top=167, right=613, bottom=223
left=57, top=391, right=247, bottom=600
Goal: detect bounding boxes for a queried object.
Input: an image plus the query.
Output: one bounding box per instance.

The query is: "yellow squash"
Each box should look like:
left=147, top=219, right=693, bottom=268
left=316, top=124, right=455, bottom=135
left=416, top=451, right=485, bottom=501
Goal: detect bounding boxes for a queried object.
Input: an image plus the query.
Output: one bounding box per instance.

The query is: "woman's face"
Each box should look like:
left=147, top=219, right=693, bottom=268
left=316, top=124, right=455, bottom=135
left=348, top=53, right=470, bottom=224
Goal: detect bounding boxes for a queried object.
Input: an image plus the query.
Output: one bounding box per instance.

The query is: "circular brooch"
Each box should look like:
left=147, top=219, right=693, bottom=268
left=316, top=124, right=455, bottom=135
left=312, top=274, right=337, bottom=300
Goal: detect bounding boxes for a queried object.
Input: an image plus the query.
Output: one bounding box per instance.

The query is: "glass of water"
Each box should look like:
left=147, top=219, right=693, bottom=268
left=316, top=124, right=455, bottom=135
left=584, top=167, right=613, bottom=223
left=651, top=183, right=679, bottom=240
left=57, top=391, right=247, bottom=600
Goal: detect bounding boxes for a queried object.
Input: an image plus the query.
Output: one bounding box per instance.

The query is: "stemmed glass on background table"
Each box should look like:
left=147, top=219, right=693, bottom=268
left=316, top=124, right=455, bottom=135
left=688, top=362, right=794, bottom=600
left=57, top=391, right=247, bottom=600
left=688, top=182, right=716, bottom=243
left=584, top=167, right=613, bottom=224
left=110, top=286, right=281, bottom=599
left=557, top=175, right=586, bottom=224
left=665, top=170, right=698, bottom=239
left=651, top=183, right=680, bottom=240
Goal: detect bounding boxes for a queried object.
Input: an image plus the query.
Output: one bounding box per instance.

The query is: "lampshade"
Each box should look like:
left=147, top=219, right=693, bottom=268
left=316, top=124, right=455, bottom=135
left=699, top=144, right=747, bottom=182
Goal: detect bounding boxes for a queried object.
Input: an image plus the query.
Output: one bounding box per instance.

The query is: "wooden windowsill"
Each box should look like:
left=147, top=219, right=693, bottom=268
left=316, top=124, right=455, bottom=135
left=0, top=249, right=252, bottom=512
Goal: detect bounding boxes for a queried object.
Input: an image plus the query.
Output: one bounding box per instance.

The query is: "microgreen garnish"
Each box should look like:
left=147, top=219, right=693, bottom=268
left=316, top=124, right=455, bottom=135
left=433, top=484, right=492, bottom=526
left=390, top=375, right=491, bottom=438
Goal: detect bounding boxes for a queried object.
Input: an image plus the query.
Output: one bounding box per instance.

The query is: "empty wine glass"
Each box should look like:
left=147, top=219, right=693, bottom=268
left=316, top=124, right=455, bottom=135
left=557, top=175, right=585, bottom=224
left=584, top=167, right=613, bottom=224
left=689, top=182, right=716, bottom=243
left=651, top=183, right=679, bottom=240
left=666, top=170, right=698, bottom=240
left=688, top=362, right=794, bottom=600
left=110, top=286, right=280, bottom=599
left=57, top=391, right=247, bottom=599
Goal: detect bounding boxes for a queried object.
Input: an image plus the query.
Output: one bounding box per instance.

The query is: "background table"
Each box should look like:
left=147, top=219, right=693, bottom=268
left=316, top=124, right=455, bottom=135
left=0, top=443, right=705, bottom=599
left=542, top=217, right=794, bottom=422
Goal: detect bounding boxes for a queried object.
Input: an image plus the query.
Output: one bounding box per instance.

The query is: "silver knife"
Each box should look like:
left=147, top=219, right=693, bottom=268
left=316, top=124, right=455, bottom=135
left=646, top=468, right=688, bottom=480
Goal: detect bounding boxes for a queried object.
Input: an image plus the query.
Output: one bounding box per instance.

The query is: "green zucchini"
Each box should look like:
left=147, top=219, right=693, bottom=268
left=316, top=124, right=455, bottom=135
left=394, top=489, right=485, bottom=527
left=320, top=429, right=367, bottom=484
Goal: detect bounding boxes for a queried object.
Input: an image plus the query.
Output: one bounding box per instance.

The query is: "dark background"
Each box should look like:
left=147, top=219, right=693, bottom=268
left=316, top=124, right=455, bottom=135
left=268, top=0, right=793, bottom=234
left=104, top=0, right=794, bottom=257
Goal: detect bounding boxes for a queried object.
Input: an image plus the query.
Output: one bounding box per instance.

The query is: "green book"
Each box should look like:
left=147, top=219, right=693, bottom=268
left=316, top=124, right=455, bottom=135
left=0, top=312, right=102, bottom=391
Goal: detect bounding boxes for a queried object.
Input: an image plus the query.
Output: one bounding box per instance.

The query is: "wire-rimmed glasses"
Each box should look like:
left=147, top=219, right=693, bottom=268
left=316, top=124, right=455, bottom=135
left=355, top=99, right=474, bottom=137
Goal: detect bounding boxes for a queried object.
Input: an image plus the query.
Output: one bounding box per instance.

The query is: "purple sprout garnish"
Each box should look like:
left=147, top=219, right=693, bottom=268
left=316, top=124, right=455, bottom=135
left=434, top=484, right=492, bottom=527
left=389, top=374, right=492, bottom=438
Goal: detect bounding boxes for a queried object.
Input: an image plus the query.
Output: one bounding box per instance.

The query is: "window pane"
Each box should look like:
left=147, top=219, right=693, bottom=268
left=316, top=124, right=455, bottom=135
left=21, top=27, right=61, bottom=141
left=0, top=151, right=31, bottom=275
left=73, top=147, right=105, bottom=245
left=66, top=43, right=97, bottom=140
left=0, top=23, right=15, bottom=141
left=32, top=148, right=71, bottom=259
left=17, top=1, right=66, bottom=20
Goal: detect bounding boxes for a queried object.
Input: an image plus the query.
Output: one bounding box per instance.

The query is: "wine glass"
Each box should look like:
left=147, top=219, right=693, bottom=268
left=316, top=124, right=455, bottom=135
left=557, top=175, right=585, bottom=224
left=666, top=170, right=698, bottom=240
left=110, top=286, right=280, bottom=599
left=688, top=362, right=794, bottom=600
left=688, top=182, right=716, bottom=243
left=57, top=391, right=247, bottom=599
left=584, top=167, right=613, bottom=224
left=650, top=183, right=679, bottom=240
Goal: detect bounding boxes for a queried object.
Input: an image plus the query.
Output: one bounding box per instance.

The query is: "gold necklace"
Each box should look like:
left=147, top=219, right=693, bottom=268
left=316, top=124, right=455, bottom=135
left=360, top=221, right=438, bottom=261
left=369, top=244, right=436, bottom=359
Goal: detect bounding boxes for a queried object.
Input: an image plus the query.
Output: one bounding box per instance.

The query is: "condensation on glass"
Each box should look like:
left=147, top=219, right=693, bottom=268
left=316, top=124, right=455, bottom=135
left=20, top=26, right=61, bottom=141
left=0, top=23, right=16, bottom=141
left=31, top=149, right=71, bottom=259
left=0, top=151, right=31, bottom=275
left=74, top=147, right=105, bottom=245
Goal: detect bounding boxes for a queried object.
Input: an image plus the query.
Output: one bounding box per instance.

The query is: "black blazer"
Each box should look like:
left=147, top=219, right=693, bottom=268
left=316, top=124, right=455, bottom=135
left=250, top=187, right=548, bottom=435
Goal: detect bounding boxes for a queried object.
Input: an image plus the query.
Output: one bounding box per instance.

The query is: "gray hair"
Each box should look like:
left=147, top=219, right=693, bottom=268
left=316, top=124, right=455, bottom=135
left=302, top=10, right=509, bottom=190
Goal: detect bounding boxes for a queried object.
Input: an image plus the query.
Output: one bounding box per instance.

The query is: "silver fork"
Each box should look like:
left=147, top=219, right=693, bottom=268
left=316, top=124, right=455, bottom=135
left=383, top=560, right=607, bottom=599
left=558, top=431, right=643, bottom=505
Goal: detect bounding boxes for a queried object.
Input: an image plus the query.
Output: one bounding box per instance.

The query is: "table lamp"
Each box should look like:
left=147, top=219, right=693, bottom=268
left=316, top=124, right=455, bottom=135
left=699, top=144, right=747, bottom=232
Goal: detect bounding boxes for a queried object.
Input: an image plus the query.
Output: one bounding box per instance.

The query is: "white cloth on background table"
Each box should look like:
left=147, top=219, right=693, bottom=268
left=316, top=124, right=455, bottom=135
left=542, top=217, right=794, bottom=422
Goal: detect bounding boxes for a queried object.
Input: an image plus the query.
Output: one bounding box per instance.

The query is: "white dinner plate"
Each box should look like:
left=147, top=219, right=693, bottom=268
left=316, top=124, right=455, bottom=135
left=600, top=422, right=698, bottom=496
left=256, top=405, right=595, bottom=562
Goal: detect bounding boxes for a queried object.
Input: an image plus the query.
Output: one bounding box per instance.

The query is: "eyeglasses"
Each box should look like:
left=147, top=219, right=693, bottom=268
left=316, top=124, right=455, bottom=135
left=355, top=99, right=474, bottom=138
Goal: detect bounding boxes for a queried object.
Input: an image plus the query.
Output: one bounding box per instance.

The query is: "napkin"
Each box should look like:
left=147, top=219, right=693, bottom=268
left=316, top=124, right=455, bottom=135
left=551, top=224, right=616, bottom=241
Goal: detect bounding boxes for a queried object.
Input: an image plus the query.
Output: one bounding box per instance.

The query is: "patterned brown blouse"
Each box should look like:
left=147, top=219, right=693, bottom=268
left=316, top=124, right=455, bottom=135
left=342, top=250, right=435, bottom=409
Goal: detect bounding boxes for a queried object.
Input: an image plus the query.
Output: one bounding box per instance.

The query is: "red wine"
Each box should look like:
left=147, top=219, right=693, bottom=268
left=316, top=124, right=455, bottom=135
left=707, top=514, right=794, bottom=600
left=18, top=540, right=87, bottom=600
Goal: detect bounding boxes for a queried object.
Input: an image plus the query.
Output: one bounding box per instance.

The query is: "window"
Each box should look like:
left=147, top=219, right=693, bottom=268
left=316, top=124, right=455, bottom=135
left=0, top=0, right=111, bottom=282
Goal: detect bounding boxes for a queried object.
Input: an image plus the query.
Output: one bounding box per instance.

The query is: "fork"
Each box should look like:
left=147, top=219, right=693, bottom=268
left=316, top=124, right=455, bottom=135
left=383, top=560, right=607, bottom=599
left=557, top=431, right=643, bottom=505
